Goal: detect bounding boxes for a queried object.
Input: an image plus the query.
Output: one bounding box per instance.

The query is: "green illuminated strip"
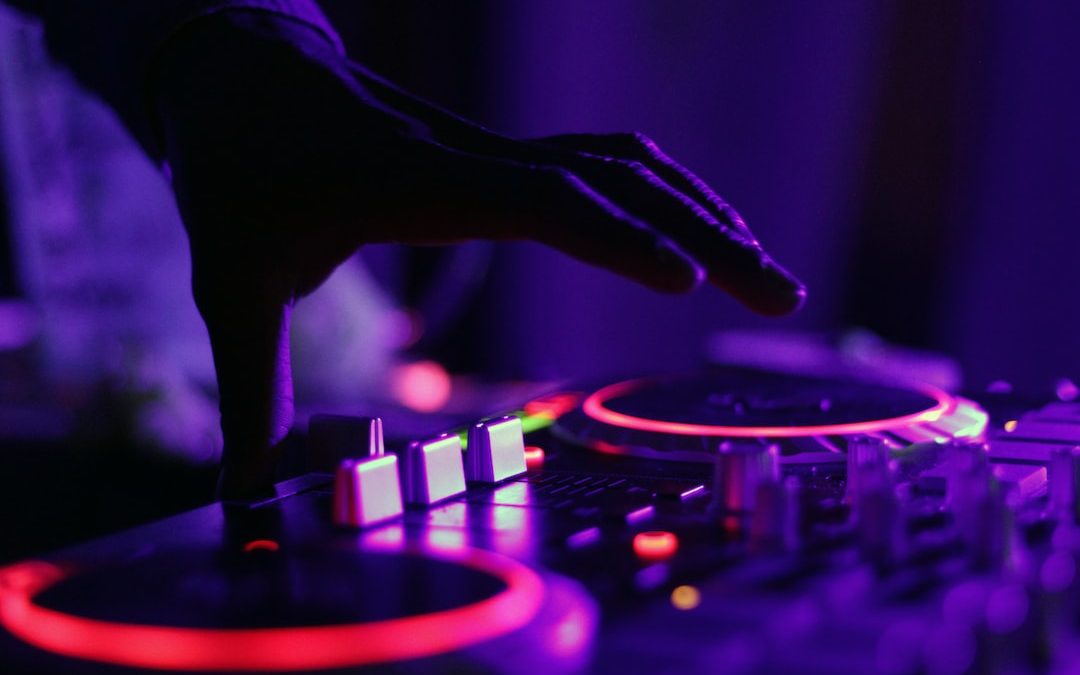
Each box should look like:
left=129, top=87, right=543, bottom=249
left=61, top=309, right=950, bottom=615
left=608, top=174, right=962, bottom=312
left=456, top=411, right=556, bottom=450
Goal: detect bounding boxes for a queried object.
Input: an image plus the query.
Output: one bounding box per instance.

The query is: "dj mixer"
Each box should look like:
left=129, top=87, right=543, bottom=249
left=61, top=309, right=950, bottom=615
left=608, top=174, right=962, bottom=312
left=3, top=365, right=1080, bottom=673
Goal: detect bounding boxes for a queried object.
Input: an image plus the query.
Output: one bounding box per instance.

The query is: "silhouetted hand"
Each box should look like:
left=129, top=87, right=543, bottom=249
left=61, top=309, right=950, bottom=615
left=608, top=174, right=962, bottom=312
left=154, top=12, right=806, bottom=499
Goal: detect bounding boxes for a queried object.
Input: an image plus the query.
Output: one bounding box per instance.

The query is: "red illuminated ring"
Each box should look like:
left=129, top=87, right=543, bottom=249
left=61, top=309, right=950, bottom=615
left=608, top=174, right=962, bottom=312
left=582, top=377, right=954, bottom=438
left=0, top=547, right=545, bottom=672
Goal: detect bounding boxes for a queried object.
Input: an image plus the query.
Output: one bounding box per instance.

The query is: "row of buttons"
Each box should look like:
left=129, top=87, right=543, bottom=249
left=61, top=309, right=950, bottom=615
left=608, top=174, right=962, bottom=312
left=311, top=415, right=528, bottom=528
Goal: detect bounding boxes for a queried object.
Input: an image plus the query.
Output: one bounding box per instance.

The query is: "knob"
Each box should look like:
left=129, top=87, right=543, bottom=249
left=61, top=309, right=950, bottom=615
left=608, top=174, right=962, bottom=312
left=333, top=455, right=403, bottom=528
left=309, top=415, right=384, bottom=471
left=750, top=475, right=801, bottom=553
left=710, top=441, right=780, bottom=514
left=465, top=416, right=526, bottom=483
left=951, top=458, right=1015, bottom=571
left=1049, top=446, right=1080, bottom=523
left=844, top=435, right=889, bottom=508
left=856, top=459, right=904, bottom=567
left=401, top=434, right=467, bottom=505
left=945, top=440, right=989, bottom=508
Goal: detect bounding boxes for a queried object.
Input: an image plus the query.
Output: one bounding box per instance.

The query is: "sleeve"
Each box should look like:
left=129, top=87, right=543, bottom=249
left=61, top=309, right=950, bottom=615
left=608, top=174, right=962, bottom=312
left=3, top=0, right=344, bottom=160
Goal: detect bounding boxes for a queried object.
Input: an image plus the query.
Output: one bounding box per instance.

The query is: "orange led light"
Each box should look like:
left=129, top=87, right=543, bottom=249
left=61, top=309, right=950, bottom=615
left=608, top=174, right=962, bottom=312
left=670, top=585, right=701, bottom=611
left=524, top=446, right=546, bottom=471
left=633, top=531, right=679, bottom=562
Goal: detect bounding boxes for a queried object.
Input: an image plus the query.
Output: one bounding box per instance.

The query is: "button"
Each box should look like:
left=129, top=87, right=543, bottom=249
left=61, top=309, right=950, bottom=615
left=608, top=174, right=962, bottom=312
left=401, top=434, right=467, bottom=505
left=333, top=455, right=403, bottom=528
left=466, top=416, right=526, bottom=483
left=633, top=531, right=679, bottom=561
left=309, top=415, right=385, bottom=471
left=566, top=526, right=601, bottom=549
left=524, top=446, right=546, bottom=471
left=654, top=481, right=706, bottom=501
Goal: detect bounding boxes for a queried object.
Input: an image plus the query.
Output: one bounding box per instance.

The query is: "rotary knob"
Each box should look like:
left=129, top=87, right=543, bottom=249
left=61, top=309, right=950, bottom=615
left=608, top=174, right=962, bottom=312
left=710, top=441, right=780, bottom=514
left=844, top=435, right=889, bottom=509
left=856, top=458, right=904, bottom=567
left=1049, top=446, right=1080, bottom=523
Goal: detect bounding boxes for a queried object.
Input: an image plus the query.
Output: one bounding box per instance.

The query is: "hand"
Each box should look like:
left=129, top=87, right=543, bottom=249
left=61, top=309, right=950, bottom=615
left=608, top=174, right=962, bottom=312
left=154, top=12, right=805, bottom=498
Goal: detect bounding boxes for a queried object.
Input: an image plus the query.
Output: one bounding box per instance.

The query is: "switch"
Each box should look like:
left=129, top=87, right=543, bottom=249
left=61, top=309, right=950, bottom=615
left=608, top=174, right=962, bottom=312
left=466, top=416, right=526, bottom=483
left=401, top=434, right=467, bottom=505
left=309, top=415, right=384, bottom=471
left=333, top=455, right=403, bottom=528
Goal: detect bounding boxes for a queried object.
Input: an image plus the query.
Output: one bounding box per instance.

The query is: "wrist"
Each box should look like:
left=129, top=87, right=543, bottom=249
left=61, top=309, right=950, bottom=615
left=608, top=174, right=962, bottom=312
left=151, top=11, right=344, bottom=152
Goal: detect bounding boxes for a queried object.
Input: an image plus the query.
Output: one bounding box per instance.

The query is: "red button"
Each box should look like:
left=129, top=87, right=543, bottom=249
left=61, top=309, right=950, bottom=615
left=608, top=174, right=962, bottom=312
left=633, top=531, right=678, bottom=561
left=524, top=446, right=546, bottom=471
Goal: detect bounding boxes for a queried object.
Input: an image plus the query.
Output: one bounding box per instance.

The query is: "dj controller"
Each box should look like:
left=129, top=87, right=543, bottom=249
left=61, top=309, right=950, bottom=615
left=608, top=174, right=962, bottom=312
left=4, top=365, right=1080, bottom=673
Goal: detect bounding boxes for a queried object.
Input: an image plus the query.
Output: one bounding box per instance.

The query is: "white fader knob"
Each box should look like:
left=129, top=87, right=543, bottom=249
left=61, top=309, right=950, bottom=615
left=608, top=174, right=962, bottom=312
left=401, top=434, right=467, bottom=505
left=333, top=455, right=403, bottom=528
left=466, top=416, right=527, bottom=483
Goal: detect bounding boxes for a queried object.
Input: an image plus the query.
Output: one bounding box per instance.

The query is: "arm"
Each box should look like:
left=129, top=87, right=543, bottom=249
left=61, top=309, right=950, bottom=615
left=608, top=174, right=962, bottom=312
left=9, top=2, right=806, bottom=498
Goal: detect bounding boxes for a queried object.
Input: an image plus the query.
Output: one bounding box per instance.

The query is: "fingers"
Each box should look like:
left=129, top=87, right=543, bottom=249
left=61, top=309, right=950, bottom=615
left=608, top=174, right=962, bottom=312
left=537, top=132, right=755, bottom=239
left=542, top=151, right=805, bottom=315
left=523, top=167, right=706, bottom=293
left=190, top=251, right=294, bottom=500
left=351, top=64, right=803, bottom=311
left=378, top=145, right=703, bottom=293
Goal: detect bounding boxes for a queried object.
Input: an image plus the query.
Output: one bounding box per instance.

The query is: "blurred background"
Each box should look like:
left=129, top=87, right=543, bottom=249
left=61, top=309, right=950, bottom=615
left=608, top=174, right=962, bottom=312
left=0, top=1, right=1077, bottom=561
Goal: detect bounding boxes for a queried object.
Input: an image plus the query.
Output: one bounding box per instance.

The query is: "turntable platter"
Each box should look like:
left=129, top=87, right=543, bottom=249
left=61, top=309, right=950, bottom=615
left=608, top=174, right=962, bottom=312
left=555, top=367, right=987, bottom=462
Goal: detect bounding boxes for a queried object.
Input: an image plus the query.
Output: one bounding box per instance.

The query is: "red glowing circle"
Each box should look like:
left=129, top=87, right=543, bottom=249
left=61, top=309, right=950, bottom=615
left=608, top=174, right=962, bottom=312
left=582, top=377, right=954, bottom=438
left=242, top=539, right=280, bottom=553
left=0, top=547, right=545, bottom=672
